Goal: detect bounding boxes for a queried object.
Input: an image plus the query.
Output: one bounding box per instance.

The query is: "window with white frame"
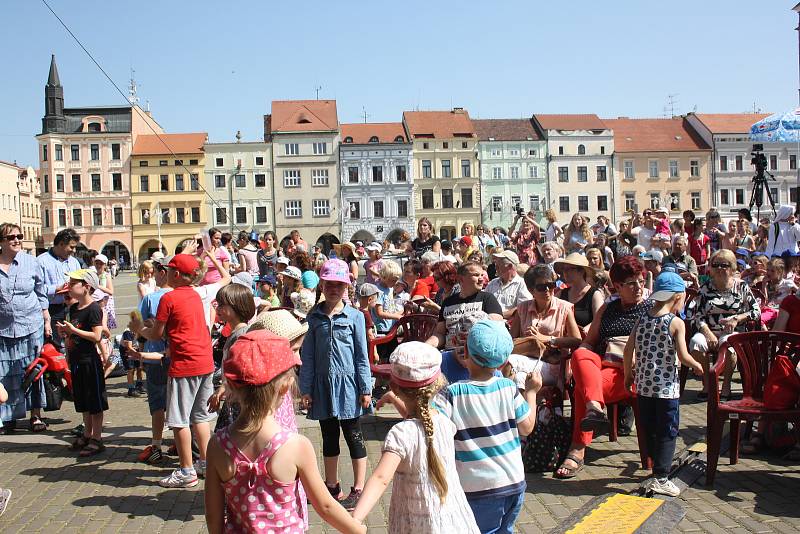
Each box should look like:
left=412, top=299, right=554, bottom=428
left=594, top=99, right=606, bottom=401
left=255, top=174, right=266, bottom=187
left=491, top=196, right=503, bottom=212
left=509, top=149, right=519, bottom=157
left=312, top=199, right=330, bottom=217
left=373, top=200, right=384, bottom=218
left=528, top=165, right=538, bottom=178
left=490, top=148, right=501, bottom=157
left=234, top=174, right=246, bottom=188
left=348, top=167, right=359, bottom=183
left=214, top=175, right=225, bottom=188
left=283, top=170, right=301, bottom=187
left=235, top=207, right=247, bottom=224
left=529, top=195, right=540, bottom=212
left=691, top=192, right=701, bottom=210
left=284, top=200, right=302, bottom=218
left=597, top=195, right=608, bottom=212
left=559, top=196, right=570, bottom=212
left=649, top=160, right=659, bottom=178
left=529, top=149, right=537, bottom=156
left=668, top=160, right=679, bottom=178
left=511, top=195, right=522, bottom=210
left=720, top=189, right=730, bottom=205
left=650, top=193, right=659, bottom=209
left=510, top=166, right=519, bottom=179
left=669, top=192, right=680, bottom=211
left=578, top=196, right=589, bottom=211
left=624, top=193, right=636, bottom=212
left=492, top=167, right=502, bottom=179
left=623, top=160, right=634, bottom=179
left=312, top=142, right=327, bottom=155
left=285, top=143, right=299, bottom=155
left=735, top=188, right=745, bottom=205
left=690, top=160, right=699, bottom=177
left=256, top=206, right=267, bottom=223
left=312, top=169, right=329, bottom=186
left=216, top=207, right=227, bottom=224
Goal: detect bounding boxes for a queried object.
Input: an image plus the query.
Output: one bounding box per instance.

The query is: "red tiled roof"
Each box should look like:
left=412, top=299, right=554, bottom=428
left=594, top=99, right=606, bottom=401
left=603, top=118, right=711, bottom=152
left=340, top=122, right=407, bottom=144
left=132, top=133, right=207, bottom=155
left=694, top=113, right=769, bottom=134
left=472, top=119, right=541, bottom=141
left=0, top=159, right=24, bottom=170
left=402, top=109, right=475, bottom=139
left=270, top=100, right=338, bottom=133
left=533, top=114, right=607, bottom=131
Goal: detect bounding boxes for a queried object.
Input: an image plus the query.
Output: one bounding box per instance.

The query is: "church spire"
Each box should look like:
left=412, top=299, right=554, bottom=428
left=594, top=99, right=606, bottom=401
left=42, top=54, right=66, bottom=134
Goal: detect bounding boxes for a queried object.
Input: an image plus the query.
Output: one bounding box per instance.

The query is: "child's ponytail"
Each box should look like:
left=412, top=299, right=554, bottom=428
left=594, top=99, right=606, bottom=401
left=413, top=378, right=448, bottom=504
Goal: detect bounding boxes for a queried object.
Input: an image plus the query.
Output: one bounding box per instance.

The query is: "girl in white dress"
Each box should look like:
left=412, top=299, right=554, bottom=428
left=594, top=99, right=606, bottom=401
left=352, top=342, right=479, bottom=534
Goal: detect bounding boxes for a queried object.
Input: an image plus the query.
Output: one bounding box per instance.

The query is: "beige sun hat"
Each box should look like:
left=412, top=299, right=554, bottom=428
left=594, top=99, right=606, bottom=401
left=248, top=308, right=309, bottom=341
left=553, top=252, right=598, bottom=279
left=332, top=241, right=360, bottom=260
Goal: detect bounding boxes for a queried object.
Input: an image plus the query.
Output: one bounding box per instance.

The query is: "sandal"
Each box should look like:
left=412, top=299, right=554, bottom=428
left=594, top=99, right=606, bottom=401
left=782, top=444, right=800, bottom=462
left=741, top=432, right=765, bottom=455
left=555, top=453, right=584, bottom=479
left=69, top=436, right=90, bottom=451
left=580, top=407, right=609, bottom=433
left=79, top=438, right=106, bottom=457
left=29, top=416, right=48, bottom=432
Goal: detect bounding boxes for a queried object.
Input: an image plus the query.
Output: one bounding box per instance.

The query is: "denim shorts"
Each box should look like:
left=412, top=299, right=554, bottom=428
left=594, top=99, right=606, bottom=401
left=144, top=361, right=168, bottom=415
left=467, top=490, right=525, bottom=534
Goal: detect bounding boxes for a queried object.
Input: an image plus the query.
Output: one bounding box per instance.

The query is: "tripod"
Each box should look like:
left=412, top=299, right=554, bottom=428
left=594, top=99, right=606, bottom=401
left=748, top=148, right=777, bottom=221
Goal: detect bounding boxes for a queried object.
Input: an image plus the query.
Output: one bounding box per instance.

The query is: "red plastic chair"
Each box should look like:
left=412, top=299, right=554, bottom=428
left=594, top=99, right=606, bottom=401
left=368, top=313, right=439, bottom=380
left=705, top=331, right=800, bottom=485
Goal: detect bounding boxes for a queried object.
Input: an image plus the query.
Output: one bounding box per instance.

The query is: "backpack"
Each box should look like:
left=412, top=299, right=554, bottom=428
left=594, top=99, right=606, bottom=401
left=521, top=399, right=571, bottom=473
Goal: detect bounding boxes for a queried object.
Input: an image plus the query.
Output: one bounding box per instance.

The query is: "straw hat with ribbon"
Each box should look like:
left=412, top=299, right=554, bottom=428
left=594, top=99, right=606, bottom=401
left=553, top=252, right=598, bottom=279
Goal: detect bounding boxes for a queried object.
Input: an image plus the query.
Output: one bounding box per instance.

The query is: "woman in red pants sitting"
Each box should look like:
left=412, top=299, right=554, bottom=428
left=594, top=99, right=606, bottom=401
left=555, top=256, right=651, bottom=478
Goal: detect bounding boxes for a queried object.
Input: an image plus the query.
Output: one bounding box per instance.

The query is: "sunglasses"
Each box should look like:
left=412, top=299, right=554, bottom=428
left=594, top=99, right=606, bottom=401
left=711, top=263, right=731, bottom=270
left=0, top=234, right=24, bottom=242
left=533, top=282, right=556, bottom=292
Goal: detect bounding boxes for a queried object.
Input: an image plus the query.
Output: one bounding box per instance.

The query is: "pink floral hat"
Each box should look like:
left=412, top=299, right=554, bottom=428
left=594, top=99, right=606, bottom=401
left=319, top=258, right=351, bottom=285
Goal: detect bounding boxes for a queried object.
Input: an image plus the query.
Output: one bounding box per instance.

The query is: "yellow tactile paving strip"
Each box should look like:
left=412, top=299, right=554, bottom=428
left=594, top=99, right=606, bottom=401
left=566, top=493, right=664, bottom=534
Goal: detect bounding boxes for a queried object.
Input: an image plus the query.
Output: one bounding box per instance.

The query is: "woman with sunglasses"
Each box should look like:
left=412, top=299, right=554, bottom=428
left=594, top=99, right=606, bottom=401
left=0, top=223, right=50, bottom=433
left=686, top=249, right=760, bottom=401
left=554, top=256, right=651, bottom=479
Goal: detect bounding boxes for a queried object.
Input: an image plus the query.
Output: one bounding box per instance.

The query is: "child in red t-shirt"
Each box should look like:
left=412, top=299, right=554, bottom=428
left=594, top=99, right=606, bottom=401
left=689, top=219, right=711, bottom=271
left=135, top=254, right=215, bottom=488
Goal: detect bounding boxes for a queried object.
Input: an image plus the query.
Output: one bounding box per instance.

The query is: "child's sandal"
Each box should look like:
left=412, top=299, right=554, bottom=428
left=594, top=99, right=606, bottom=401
left=69, top=436, right=90, bottom=450
left=78, top=439, right=106, bottom=457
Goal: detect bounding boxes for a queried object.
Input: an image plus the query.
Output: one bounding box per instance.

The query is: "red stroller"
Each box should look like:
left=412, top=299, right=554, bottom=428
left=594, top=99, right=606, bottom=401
left=22, top=342, right=72, bottom=411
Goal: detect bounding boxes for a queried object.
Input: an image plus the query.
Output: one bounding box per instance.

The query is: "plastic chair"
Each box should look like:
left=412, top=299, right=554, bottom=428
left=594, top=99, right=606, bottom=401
left=705, top=331, right=800, bottom=485
left=368, top=313, right=439, bottom=380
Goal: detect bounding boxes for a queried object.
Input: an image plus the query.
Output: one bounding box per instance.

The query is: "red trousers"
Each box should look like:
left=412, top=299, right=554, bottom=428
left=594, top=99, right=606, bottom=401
left=570, top=347, right=634, bottom=447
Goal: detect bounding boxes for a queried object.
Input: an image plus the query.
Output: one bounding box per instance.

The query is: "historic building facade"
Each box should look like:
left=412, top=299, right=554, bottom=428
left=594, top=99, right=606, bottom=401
left=533, top=114, right=614, bottom=221
left=684, top=113, right=796, bottom=218
left=36, top=55, right=162, bottom=264
left=17, top=166, right=43, bottom=253
left=339, top=123, right=415, bottom=245
left=605, top=118, right=712, bottom=216
left=131, top=133, right=208, bottom=260
left=403, top=109, right=480, bottom=241
left=0, top=160, right=22, bottom=236
left=204, top=139, right=273, bottom=236
left=473, top=119, right=548, bottom=229
left=265, top=100, right=341, bottom=250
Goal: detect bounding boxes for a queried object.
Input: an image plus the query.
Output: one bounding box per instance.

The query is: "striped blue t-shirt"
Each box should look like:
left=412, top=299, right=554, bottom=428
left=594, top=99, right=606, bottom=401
left=436, top=376, right=530, bottom=498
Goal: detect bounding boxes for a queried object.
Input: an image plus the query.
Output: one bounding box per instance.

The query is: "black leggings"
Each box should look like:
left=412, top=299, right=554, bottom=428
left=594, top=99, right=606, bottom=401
left=319, top=417, right=367, bottom=459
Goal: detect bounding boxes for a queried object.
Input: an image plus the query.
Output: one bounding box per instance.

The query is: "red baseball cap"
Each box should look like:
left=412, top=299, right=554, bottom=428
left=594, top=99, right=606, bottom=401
left=167, top=254, right=200, bottom=276
left=461, top=235, right=473, bottom=247
left=224, top=330, right=301, bottom=386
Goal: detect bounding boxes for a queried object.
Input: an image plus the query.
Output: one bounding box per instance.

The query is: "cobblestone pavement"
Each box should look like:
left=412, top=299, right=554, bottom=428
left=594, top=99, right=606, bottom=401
left=1, top=273, right=798, bottom=533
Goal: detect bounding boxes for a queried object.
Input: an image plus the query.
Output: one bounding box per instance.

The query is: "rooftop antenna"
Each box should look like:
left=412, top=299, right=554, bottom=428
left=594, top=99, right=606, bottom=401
left=145, top=99, right=151, bottom=113
left=235, top=130, right=242, bottom=143
left=663, top=93, right=679, bottom=118
left=314, top=85, right=322, bottom=100
left=128, top=68, right=139, bottom=106
left=361, top=106, right=370, bottom=123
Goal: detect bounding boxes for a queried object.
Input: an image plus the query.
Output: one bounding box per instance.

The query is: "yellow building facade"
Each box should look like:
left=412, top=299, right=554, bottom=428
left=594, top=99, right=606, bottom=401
left=131, top=133, right=208, bottom=261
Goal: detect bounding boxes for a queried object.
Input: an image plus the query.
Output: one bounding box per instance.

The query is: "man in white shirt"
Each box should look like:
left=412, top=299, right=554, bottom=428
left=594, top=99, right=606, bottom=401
left=485, top=250, right=532, bottom=319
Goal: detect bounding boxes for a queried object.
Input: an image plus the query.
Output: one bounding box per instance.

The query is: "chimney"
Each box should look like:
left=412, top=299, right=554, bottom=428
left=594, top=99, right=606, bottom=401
left=452, top=107, right=464, bottom=114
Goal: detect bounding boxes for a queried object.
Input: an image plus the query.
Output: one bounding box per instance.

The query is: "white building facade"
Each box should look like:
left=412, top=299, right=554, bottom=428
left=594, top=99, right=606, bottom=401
left=203, top=140, right=274, bottom=234
left=339, top=123, right=415, bottom=244
left=686, top=113, right=798, bottom=218
left=533, top=114, right=615, bottom=221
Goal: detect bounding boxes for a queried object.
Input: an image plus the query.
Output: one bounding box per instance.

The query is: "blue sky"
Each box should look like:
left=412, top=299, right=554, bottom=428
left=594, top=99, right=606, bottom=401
left=1, top=0, right=798, bottom=165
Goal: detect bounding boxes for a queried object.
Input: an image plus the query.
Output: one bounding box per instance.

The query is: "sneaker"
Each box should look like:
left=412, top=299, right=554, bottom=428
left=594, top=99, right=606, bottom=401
left=166, top=443, right=178, bottom=456
left=194, top=459, right=207, bottom=479
left=135, top=383, right=146, bottom=395
left=0, top=488, right=11, bottom=517
left=339, top=487, right=362, bottom=511
left=649, top=477, right=681, bottom=497
left=138, top=445, right=164, bottom=464
left=126, top=388, right=142, bottom=398
left=326, top=482, right=343, bottom=500
left=158, top=468, right=199, bottom=488
left=70, top=423, right=85, bottom=437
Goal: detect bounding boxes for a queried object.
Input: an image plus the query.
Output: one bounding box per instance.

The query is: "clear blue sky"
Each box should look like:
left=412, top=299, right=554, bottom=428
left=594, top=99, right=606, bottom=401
left=1, top=0, right=798, bottom=166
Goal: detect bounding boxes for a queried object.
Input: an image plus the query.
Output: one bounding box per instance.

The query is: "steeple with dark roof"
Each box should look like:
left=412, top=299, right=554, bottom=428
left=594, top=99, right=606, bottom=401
left=42, top=54, right=66, bottom=134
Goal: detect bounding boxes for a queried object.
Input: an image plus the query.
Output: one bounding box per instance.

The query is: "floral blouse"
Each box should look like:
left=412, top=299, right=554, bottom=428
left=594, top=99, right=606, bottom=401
left=688, top=278, right=760, bottom=334
left=511, top=228, right=538, bottom=265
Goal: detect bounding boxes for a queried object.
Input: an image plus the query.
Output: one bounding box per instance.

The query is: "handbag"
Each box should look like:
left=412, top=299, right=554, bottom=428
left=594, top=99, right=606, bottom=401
left=603, top=335, right=629, bottom=368
left=521, top=400, right=571, bottom=473
left=42, top=372, right=64, bottom=412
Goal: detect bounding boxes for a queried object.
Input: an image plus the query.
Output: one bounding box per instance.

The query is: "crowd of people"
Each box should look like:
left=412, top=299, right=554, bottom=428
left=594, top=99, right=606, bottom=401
left=0, top=202, right=799, bottom=531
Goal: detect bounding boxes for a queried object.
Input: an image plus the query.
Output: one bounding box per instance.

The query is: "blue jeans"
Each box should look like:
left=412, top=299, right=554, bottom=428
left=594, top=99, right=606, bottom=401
left=637, top=396, right=680, bottom=477
left=467, top=490, right=525, bottom=534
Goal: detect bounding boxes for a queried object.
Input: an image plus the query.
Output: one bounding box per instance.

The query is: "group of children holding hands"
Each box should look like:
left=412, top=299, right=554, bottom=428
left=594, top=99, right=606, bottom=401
left=54, top=229, right=706, bottom=533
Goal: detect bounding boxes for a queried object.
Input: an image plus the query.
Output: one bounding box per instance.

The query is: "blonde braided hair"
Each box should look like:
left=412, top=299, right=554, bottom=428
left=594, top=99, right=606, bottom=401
left=398, top=375, right=448, bottom=503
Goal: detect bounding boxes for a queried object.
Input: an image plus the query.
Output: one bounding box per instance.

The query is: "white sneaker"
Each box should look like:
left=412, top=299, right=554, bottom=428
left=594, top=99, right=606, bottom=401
left=649, top=477, right=681, bottom=497
left=193, top=459, right=207, bottom=479
left=159, top=468, right=199, bottom=488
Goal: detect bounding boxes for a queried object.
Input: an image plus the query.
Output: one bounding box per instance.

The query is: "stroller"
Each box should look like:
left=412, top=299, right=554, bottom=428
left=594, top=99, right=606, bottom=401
left=22, top=342, right=72, bottom=411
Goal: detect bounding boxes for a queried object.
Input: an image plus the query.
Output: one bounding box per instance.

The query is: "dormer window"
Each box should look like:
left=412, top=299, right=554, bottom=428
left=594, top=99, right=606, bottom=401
left=297, top=114, right=311, bottom=124
left=578, top=144, right=586, bottom=155
left=344, top=137, right=353, bottom=143
left=88, top=122, right=101, bottom=133
left=394, top=136, right=405, bottom=143
left=369, top=136, right=379, bottom=143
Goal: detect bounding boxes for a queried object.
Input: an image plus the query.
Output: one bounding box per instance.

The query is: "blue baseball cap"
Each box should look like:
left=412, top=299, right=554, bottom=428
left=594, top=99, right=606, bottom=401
left=651, top=271, right=686, bottom=301
left=466, top=320, right=513, bottom=369
left=257, top=274, right=277, bottom=286
left=735, top=248, right=751, bottom=257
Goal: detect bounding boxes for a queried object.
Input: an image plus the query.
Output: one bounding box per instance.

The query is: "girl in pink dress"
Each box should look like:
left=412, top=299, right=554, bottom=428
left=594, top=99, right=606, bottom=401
left=205, top=330, right=365, bottom=534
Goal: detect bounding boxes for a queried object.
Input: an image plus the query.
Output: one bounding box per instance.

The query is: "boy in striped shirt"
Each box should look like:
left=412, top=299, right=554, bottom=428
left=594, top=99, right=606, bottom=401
left=436, top=319, right=541, bottom=534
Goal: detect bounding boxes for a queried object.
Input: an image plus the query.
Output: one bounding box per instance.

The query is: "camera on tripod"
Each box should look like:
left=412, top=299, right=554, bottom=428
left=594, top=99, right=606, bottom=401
left=751, top=143, right=767, bottom=171
left=748, top=143, right=776, bottom=217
